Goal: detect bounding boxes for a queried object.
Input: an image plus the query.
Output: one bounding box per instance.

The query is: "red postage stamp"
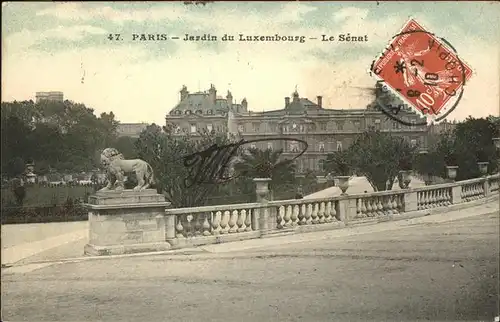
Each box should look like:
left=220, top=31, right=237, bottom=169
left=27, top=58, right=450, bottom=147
left=370, top=18, right=473, bottom=120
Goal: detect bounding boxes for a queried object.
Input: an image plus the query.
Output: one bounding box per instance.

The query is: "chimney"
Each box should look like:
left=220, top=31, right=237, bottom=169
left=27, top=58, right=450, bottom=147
left=285, top=97, right=290, bottom=107
left=317, top=96, right=323, bottom=108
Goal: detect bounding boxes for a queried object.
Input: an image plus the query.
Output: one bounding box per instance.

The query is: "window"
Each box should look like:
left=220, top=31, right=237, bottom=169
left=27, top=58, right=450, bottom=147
left=250, top=144, right=257, bottom=150
left=207, top=110, right=213, bottom=115
left=410, top=139, right=417, bottom=147
left=320, top=122, right=327, bottom=131
left=354, top=121, right=361, bottom=129
left=337, top=121, right=344, bottom=131
left=196, top=110, right=203, bottom=114
left=299, top=124, right=304, bottom=132
left=238, top=124, right=244, bottom=132
left=319, top=142, right=325, bottom=152
left=252, top=123, right=260, bottom=132
left=267, top=142, right=273, bottom=151
left=336, top=141, right=343, bottom=152
left=190, top=124, right=197, bottom=133
left=290, top=141, right=299, bottom=152
left=392, top=122, right=400, bottom=129
left=174, top=126, right=181, bottom=134
left=319, top=159, right=325, bottom=171
left=185, top=110, right=192, bottom=115
left=207, top=124, right=213, bottom=132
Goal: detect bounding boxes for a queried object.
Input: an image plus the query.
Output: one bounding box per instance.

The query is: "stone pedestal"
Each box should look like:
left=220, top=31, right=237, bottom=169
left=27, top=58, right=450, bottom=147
left=84, top=189, right=171, bottom=256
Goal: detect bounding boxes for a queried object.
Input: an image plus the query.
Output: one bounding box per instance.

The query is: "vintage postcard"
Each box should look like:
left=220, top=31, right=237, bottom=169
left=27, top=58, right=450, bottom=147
left=2, top=2, right=500, bottom=321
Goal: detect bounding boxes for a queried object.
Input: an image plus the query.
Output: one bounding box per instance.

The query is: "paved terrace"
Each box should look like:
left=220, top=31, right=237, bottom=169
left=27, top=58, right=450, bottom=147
left=1, top=175, right=424, bottom=266
left=2, top=201, right=499, bottom=321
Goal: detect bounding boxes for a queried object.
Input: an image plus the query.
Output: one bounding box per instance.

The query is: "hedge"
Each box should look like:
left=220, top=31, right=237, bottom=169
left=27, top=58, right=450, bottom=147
left=1, top=204, right=88, bottom=225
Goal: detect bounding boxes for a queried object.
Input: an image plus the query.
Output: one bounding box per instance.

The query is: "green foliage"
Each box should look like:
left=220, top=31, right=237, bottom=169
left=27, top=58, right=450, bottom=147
left=431, top=117, right=499, bottom=180
left=344, top=129, right=416, bottom=191
left=233, top=147, right=297, bottom=201
left=1, top=100, right=119, bottom=177
left=323, top=151, right=352, bottom=176
left=135, top=123, right=239, bottom=208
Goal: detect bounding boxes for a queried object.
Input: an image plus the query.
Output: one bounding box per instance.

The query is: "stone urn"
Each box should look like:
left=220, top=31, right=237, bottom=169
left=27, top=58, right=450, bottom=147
left=253, top=178, right=271, bottom=202
left=334, top=176, right=350, bottom=195
left=477, top=161, right=489, bottom=175
left=398, top=170, right=412, bottom=189
left=446, top=166, right=458, bottom=180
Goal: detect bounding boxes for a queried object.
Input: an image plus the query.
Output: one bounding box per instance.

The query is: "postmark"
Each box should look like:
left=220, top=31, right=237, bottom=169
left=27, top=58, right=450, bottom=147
left=369, top=18, right=473, bottom=123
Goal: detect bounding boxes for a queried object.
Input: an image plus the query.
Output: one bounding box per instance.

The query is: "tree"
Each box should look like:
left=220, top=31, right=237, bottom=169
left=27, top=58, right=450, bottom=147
left=346, top=130, right=416, bottom=191
left=135, top=124, right=237, bottom=208
left=323, top=151, right=352, bottom=176
left=1, top=100, right=120, bottom=177
left=233, top=147, right=296, bottom=200
left=431, top=117, right=499, bottom=180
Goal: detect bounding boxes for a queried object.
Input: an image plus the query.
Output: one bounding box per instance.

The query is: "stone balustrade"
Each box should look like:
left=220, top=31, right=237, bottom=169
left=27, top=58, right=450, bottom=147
left=161, top=174, right=499, bottom=249
left=85, top=174, right=500, bottom=255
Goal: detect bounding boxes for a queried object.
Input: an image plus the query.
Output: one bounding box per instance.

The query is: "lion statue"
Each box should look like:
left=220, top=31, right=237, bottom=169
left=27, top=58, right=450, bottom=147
left=99, top=148, right=155, bottom=192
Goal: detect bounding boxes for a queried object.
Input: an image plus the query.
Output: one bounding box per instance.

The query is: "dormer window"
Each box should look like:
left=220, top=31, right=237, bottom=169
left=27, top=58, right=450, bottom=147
left=207, top=110, right=213, bottom=115
left=196, top=110, right=203, bottom=114
left=185, top=110, right=192, bottom=115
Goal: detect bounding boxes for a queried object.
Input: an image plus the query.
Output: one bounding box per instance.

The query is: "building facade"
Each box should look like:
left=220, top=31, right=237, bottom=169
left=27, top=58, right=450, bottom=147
left=165, top=85, right=428, bottom=174
left=35, top=91, right=64, bottom=103
left=117, top=123, right=150, bottom=138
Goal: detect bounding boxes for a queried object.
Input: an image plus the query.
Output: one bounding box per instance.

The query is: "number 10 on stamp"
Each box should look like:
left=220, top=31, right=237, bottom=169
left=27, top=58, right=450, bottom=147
left=370, top=18, right=473, bottom=120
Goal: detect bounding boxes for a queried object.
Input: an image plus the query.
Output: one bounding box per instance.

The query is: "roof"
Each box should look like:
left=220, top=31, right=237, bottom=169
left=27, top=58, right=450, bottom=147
left=170, top=90, right=243, bottom=115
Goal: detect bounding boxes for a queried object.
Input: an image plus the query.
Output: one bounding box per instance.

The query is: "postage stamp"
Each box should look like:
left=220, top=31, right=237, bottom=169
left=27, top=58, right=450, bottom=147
left=369, top=18, right=473, bottom=123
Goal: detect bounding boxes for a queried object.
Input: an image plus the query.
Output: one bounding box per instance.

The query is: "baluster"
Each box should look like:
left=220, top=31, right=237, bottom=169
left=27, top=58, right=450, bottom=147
left=202, top=213, right=211, bottom=236
left=194, top=213, right=202, bottom=236
left=298, top=204, right=306, bottom=225
left=285, top=205, right=293, bottom=227
left=377, top=197, right=384, bottom=216
left=311, top=203, right=319, bottom=224
left=277, top=206, right=285, bottom=228
left=356, top=198, right=363, bottom=218
left=318, top=202, right=326, bottom=223
left=385, top=195, right=393, bottom=215
left=425, top=191, right=431, bottom=208
left=220, top=210, right=230, bottom=234
left=416, top=192, right=422, bottom=210
left=435, top=190, right=441, bottom=206
left=237, top=209, right=246, bottom=232
left=366, top=198, right=373, bottom=217
left=325, top=201, right=332, bottom=222
left=461, top=186, right=466, bottom=200
left=331, top=201, right=338, bottom=221
left=212, top=211, right=222, bottom=235
left=396, top=195, right=403, bottom=211
left=446, top=188, right=452, bottom=205
left=292, top=205, right=299, bottom=226
left=305, top=204, right=313, bottom=224
left=360, top=198, right=367, bottom=216
left=244, top=209, right=252, bottom=232
left=392, top=195, right=399, bottom=214
left=229, top=210, right=238, bottom=233
left=431, top=190, right=438, bottom=207
left=185, top=215, right=193, bottom=237
left=176, top=216, right=184, bottom=238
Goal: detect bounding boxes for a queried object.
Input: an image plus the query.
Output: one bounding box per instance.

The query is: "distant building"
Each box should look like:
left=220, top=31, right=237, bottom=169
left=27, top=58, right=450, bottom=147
left=165, top=84, right=429, bottom=174
left=117, top=123, right=149, bottom=138
left=35, top=91, right=64, bottom=103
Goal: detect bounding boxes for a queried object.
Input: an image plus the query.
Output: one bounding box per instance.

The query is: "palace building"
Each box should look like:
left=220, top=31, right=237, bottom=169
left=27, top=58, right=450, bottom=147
left=165, top=84, right=428, bottom=174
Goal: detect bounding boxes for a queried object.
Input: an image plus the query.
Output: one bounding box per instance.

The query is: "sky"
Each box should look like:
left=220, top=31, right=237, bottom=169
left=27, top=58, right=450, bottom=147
left=2, top=1, right=499, bottom=124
